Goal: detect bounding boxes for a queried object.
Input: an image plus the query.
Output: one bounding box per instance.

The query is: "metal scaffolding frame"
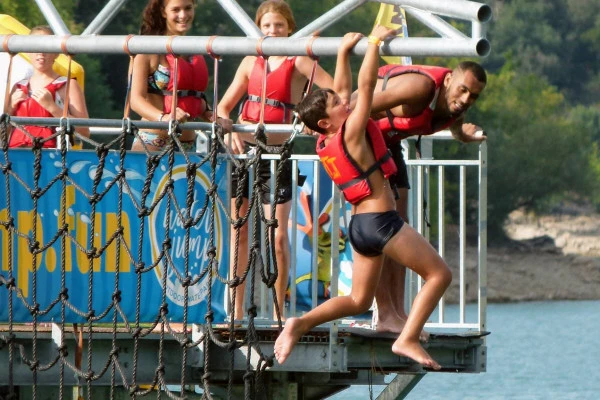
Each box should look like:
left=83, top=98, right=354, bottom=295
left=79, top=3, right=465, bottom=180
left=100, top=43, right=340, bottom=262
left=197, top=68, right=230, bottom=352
left=2, top=0, right=492, bottom=58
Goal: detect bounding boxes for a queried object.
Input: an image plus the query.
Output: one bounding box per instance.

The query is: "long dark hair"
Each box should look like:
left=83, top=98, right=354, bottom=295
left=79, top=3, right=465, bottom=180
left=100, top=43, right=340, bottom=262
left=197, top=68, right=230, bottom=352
left=139, top=0, right=197, bottom=35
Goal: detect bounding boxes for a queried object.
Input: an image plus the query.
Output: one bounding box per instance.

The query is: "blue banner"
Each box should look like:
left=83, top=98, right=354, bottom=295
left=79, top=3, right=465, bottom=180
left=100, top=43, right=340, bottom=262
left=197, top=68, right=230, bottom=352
left=0, top=149, right=229, bottom=323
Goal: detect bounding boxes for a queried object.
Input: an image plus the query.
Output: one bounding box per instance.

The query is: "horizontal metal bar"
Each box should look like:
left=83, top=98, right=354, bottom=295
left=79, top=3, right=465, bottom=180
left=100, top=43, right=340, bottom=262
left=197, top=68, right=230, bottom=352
left=406, top=160, right=481, bottom=166
left=8, top=116, right=296, bottom=134
left=425, top=323, right=482, bottom=329
left=0, top=35, right=490, bottom=57
left=379, top=0, right=493, bottom=22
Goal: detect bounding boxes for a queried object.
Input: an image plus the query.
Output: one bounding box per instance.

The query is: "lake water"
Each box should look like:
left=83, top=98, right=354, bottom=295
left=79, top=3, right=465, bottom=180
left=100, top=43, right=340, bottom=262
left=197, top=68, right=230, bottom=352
left=331, top=300, right=600, bottom=400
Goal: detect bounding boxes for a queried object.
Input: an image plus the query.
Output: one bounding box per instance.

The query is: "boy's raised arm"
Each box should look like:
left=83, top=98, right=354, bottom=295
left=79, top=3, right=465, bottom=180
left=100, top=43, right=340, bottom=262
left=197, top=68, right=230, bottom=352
left=345, top=25, right=397, bottom=141
left=333, top=33, right=364, bottom=101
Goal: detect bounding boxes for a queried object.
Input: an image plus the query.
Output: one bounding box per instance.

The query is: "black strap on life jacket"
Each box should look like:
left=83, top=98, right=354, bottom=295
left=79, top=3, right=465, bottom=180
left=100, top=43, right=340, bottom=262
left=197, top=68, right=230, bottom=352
left=337, top=151, right=393, bottom=190
left=148, top=87, right=208, bottom=103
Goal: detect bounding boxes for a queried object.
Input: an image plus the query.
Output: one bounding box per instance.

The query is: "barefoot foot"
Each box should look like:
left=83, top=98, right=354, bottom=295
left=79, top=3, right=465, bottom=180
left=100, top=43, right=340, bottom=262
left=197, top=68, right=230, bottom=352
left=375, top=316, right=430, bottom=342
left=274, top=317, right=303, bottom=365
left=391, top=338, right=441, bottom=370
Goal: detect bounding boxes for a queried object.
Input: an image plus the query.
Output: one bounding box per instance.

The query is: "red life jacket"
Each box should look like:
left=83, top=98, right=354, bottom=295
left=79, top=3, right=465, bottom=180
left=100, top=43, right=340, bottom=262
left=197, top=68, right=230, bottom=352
left=162, top=54, right=208, bottom=118
left=10, top=76, right=67, bottom=148
left=316, top=119, right=397, bottom=205
left=375, top=65, right=458, bottom=145
left=241, top=56, right=297, bottom=123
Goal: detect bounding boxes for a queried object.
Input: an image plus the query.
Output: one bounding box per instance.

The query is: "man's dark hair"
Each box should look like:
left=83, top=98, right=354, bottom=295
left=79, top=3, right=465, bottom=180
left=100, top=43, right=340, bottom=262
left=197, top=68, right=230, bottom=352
left=295, top=88, right=334, bottom=134
left=455, top=61, right=487, bottom=84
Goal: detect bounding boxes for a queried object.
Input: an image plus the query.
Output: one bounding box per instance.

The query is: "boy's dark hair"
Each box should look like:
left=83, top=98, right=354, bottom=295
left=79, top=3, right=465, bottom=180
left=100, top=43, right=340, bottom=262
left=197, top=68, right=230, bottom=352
left=295, top=88, right=334, bottom=134
left=455, top=61, right=487, bottom=84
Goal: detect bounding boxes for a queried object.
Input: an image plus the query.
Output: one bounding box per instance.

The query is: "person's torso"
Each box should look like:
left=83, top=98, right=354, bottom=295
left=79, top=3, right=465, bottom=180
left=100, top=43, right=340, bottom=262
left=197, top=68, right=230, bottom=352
left=377, top=65, right=458, bottom=143
left=241, top=56, right=299, bottom=124
left=316, top=119, right=396, bottom=210
left=10, top=76, right=67, bottom=148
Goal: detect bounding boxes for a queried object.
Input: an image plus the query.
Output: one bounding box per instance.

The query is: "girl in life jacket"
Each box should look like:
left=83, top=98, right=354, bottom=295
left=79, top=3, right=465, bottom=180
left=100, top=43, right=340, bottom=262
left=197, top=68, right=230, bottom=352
left=216, top=1, right=335, bottom=323
left=130, top=0, right=232, bottom=152
left=9, top=26, right=90, bottom=148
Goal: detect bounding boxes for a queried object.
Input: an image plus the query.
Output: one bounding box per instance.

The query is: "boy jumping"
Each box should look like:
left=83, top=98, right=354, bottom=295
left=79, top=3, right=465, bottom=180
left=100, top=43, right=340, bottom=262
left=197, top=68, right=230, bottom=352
left=273, top=25, right=452, bottom=370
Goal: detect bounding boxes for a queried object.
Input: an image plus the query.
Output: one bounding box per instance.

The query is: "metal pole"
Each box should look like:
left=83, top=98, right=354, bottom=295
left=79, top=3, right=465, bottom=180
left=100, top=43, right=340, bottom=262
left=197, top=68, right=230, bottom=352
left=291, top=0, right=368, bottom=39
left=33, top=0, right=70, bottom=35
left=472, top=21, right=486, bottom=40
left=81, top=0, right=130, bottom=36
left=0, top=35, right=490, bottom=57
left=215, top=0, right=262, bottom=38
left=377, top=0, right=493, bottom=22
left=404, top=8, right=468, bottom=39
left=8, top=117, right=296, bottom=134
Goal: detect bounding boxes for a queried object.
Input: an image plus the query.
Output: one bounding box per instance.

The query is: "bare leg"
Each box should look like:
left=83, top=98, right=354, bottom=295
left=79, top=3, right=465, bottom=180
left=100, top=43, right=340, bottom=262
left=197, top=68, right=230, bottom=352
left=382, top=224, right=452, bottom=370
left=229, top=198, right=249, bottom=321
left=374, top=259, right=408, bottom=330
left=275, top=251, right=383, bottom=364
left=264, top=200, right=292, bottom=321
left=374, top=189, right=412, bottom=333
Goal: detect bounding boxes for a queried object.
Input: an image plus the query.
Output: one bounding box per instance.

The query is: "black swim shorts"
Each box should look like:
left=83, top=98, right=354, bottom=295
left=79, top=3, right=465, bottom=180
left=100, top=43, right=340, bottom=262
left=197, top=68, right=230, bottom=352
left=348, top=210, right=405, bottom=257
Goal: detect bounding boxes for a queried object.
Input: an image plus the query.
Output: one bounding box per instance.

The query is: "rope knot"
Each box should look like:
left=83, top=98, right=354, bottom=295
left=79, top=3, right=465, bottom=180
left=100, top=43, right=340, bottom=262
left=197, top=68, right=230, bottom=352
left=1, top=161, right=11, bottom=173
left=129, top=385, right=140, bottom=395
left=247, top=305, right=258, bottom=318
left=229, top=276, right=241, bottom=287
left=109, top=347, right=120, bottom=358
left=112, top=290, right=122, bottom=302
left=186, top=163, right=197, bottom=178
left=206, top=246, right=216, bottom=258
left=86, top=310, right=96, bottom=320
left=57, top=344, right=69, bottom=357
left=160, top=303, right=169, bottom=316
left=204, top=310, right=214, bottom=324
left=29, top=360, right=40, bottom=371
left=206, top=184, right=217, bottom=197
left=181, top=276, right=191, bottom=288
left=31, top=188, right=42, bottom=200
left=135, top=261, right=145, bottom=273
left=138, top=207, right=150, bottom=218
left=87, top=247, right=97, bottom=259
left=5, top=277, right=15, bottom=289
left=59, top=288, right=69, bottom=300
left=28, top=239, right=40, bottom=253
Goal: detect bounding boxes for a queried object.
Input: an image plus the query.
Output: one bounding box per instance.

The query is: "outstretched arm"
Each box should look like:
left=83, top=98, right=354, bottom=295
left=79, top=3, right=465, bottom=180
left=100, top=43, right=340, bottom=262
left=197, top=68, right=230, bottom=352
left=345, top=25, right=396, bottom=143
left=217, top=56, right=254, bottom=154
left=449, top=117, right=486, bottom=143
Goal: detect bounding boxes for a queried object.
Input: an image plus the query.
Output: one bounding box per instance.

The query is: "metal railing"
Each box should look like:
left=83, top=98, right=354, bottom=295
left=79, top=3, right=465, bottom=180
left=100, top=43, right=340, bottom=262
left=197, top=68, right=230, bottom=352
left=241, top=131, right=488, bottom=333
